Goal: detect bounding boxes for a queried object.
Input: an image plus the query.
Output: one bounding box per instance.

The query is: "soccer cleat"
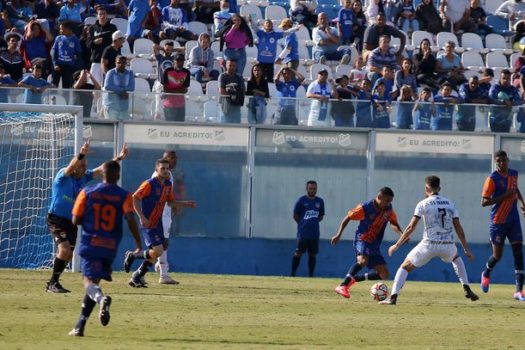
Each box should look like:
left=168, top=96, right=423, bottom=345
left=129, top=273, right=148, bottom=288
left=335, top=285, right=350, bottom=299
left=465, top=288, right=479, bottom=302
left=513, top=291, right=525, bottom=301
left=46, top=282, right=70, bottom=293
left=347, top=277, right=356, bottom=289
left=68, top=327, right=84, bottom=337
left=480, top=272, right=490, bottom=293
left=123, top=251, right=135, bottom=273
left=99, top=296, right=112, bottom=326
left=378, top=298, right=396, bottom=305
left=159, top=275, right=180, bottom=285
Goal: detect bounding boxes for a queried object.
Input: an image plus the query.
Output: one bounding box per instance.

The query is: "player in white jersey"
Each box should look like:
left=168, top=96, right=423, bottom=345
left=379, top=175, right=479, bottom=305
left=151, top=150, right=185, bottom=285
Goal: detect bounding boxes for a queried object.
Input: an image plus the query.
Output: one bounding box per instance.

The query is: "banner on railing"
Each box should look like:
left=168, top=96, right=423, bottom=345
left=376, top=132, right=494, bottom=155
left=256, top=129, right=368, bottom=150
left=123, top=124, right=249, bottom=147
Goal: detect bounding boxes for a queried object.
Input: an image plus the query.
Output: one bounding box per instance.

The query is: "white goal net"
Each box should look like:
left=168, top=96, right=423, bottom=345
left=0, top=104, right=82, bottom=269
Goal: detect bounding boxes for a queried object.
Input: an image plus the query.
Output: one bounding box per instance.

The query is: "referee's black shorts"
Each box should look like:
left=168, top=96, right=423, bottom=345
left=295, top=238, right=319, bottom=255
left=47, top=213, right=78, bottom=248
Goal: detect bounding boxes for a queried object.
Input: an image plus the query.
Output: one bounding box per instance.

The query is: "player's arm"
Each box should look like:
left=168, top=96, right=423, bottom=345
left=293, top=213, right=300, bottom=223
left=132, top=182, right=150, bottom=227
left=167, top=200, right=197, bottom=213
left=387, top=215, right=420, bottom=256
left=330, top=215, right=351, bottom=245
left=71, top=189, right=87, bottom=225
left=481, top=177, right=517, bottom=207
left=517, top=188, right=525, bottom=216
left=453, top=217, right=474, bottom=261
left=64, top=140, right=91, bottom=176
left=92, top=143, right=129, bottom=177
left=389, top=211, right=403, bottom=236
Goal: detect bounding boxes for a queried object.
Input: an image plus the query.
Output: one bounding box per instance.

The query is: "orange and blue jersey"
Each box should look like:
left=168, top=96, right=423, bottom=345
left=72, top=183, right=133, bottom=259
left=482, top=169, right=520, bottom=224
left=133, top=177, right=174, bottom=231
left=348, top=199, right=398, bottom=246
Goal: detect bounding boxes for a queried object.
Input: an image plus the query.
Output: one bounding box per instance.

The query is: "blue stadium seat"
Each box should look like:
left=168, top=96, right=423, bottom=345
left=486, top=15, right=514, bottom=37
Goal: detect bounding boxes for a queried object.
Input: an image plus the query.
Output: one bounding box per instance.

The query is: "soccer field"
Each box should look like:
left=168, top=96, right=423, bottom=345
left=0, top=269, right=523, bottom=350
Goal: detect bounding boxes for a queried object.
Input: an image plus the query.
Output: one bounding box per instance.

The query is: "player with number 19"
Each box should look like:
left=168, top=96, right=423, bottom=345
left=69, top=161, right=142, bottom=336
left=380, top=175, right=478, bottom=305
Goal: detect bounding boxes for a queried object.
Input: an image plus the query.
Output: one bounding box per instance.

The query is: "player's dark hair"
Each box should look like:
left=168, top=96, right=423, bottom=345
left=306, top=180, right=317, bottom=187
left=163, top=150, right=177, bottom=158
left=156, top=158, right=170, bottom=167
left=103, top=160, right=120, bottom=183
left=494, top=150, right=508, bottom=159
left=378, top=187, right=394, bottom=197
left=425, top=176, right=440, bottom=190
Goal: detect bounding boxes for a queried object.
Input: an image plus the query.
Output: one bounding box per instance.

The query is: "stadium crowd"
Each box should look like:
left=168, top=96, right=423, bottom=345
left=1, top=0, right=525, bottom=131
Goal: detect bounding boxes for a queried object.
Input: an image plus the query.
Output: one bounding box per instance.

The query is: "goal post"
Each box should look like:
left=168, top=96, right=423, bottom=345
left=0, top=104, right=83, bottom=270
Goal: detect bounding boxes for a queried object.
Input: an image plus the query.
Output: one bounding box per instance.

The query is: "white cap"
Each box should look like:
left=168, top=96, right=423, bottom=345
left=112, top=30, right=126, bottom=41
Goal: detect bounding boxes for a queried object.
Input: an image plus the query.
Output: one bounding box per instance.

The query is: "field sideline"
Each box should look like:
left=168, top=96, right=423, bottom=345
left=0, top=269, right=523, bottom=350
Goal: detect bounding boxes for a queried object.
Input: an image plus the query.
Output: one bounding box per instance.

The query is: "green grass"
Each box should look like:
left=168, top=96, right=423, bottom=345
left=0, top=269, right=524, bottom=349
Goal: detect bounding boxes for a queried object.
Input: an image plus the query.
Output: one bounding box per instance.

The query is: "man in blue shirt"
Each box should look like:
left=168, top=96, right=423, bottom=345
left=433, top=82, right=462, bottom=131
left=273, top=66, right=305, bottom=125
left=69, top=160, right=142, bottom=337
left=291, top=180, right=325, bottom=277
left=45, top=140, right=129, bottom=293
left=51, top=20, right=81, bottom=88
left=489, top=69, right=522, bottom=133
left=18, top=63, right=53, bottom=104
left=457, top=76, right=489, bottom=131
left=103, top=55, right=135, bottom=120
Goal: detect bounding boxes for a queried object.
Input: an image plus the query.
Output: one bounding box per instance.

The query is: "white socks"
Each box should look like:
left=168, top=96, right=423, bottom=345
left=158, top=250, right=169, bottom=277
left=391, top=268, right=409, bottom=296
left=452, top=257, right=469, bottom=285
left=86, top=284, right=104, bottom=304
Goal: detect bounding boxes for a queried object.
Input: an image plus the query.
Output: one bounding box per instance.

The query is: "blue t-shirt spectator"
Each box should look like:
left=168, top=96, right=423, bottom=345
left=0, top=74, right=16, bottom=102
left=275, top=79, right=301, bottom=107
left=20, top=75, right=52, bottom=104
left=52, top=34, right=81, bottom=67
left=433, top=95, right=461, bottom=130
left=338, top=8, right=353, bottom=40
left=127, top=0, right=150, bottom=38
left=283, top=32, right=299, bottom=63
left=294, top=195, right=325, bottom=239
left=256, top=29, right=284, bottom=64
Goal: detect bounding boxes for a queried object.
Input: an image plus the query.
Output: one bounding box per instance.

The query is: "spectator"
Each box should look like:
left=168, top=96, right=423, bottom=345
left=161, top=52, right=190, bottom=122
left=479, top=67, right=494, bottom=96
left=178, top=0, right=196, bottom=21
left=489, top=69, right=522, bottom=132
left=470, top=0, right=492, bottom=35
left=415, top=0, right=444, bottom=35
left=354, top=78, right=373, bottom=127
left=79, top=24, right=92, bottom=70
left=21, top=20, right=53, bottom=78
left=413, top=38, right=440, bottom=91
left=72, top=69, right=101, bottom=118
left=160, top=0, right=197, bottom=42
left=413, top=87, right=434, bottom=130
left=143, top=0, right=162, bottom=41
left=457, top=76, right=489, bottom=131
left=331, top=74, right=355, bottom=127
left=34, top=0, right=61, bottom=35
left=246, top=63, right=269, bottom=124
left=189, top=33, right=219, bottom=84
left=101, top=30, right=125, bottom=76
left=275, top=18, right=300, bottom=71
left=219, top=59, right=245, bottom=123
left=103, top=55, right=135, bottom=120
left=312, top=12, right=350, bottom=65
left=0, top=63, right=16, bottom=102
left=87, top=6, right=117, bottom=85
left=396, top=84, right=414, bottom=129
left=88, top=0, right=127, bottom=17
left=349, top=56, right=367, bottom=84
left=218, top=14, right=253, bottom=76
left=375, top=66, right=395, bottom=100
left=363, top=13, right=406, bottom=61
left=152, top=40, right=176, bottom=119
left=213, top=0, right=232, bottom=37
left=4, top=0, right=28, bottom=32
left=495, top=0, right=525, bottom=28
left=251, top=19, right=301, bottom=83
left=126, top=0, right=150, bottom=47
left=51, top=21, right=81, bottom=88
left=58, top=0, right=84, bottom=37
left=290, top=0, right=317, bottom=33
left=396, top=0, right=419, bottom=33
left=0, top=32, right=24, bottom=82
left=433, top=82, right=462, bottom=131
left=371, top=79, right=392, bottom=128
left=439, top=0, right=477, bottom=33
left=367, top=35, right=399, bottom=84
left=351, top=0, right=367, bottom=52
left=195, top=0, right=220, bottom=24
left=436, top=40, right=466, bottom=90
left=337, top=0, right=354, bottom=45
left=394, top=57, right=418, bottom=100
left=306, top=68, right=338, bottom=126
left=18, top=63, right=53, bottom=104
left=273, top=66, right=305, bottom=125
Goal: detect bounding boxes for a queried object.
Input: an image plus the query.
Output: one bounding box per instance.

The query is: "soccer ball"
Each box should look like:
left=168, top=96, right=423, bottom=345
left=369, top=282, right=389, bottom=301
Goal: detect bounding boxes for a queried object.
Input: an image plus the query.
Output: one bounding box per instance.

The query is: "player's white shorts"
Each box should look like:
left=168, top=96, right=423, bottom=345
left=405, top=241, right=458, bottom=267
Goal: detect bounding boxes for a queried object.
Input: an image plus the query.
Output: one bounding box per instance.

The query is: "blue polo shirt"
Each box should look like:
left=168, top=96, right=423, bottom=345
left=49, top=168, right=95, bottom=220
